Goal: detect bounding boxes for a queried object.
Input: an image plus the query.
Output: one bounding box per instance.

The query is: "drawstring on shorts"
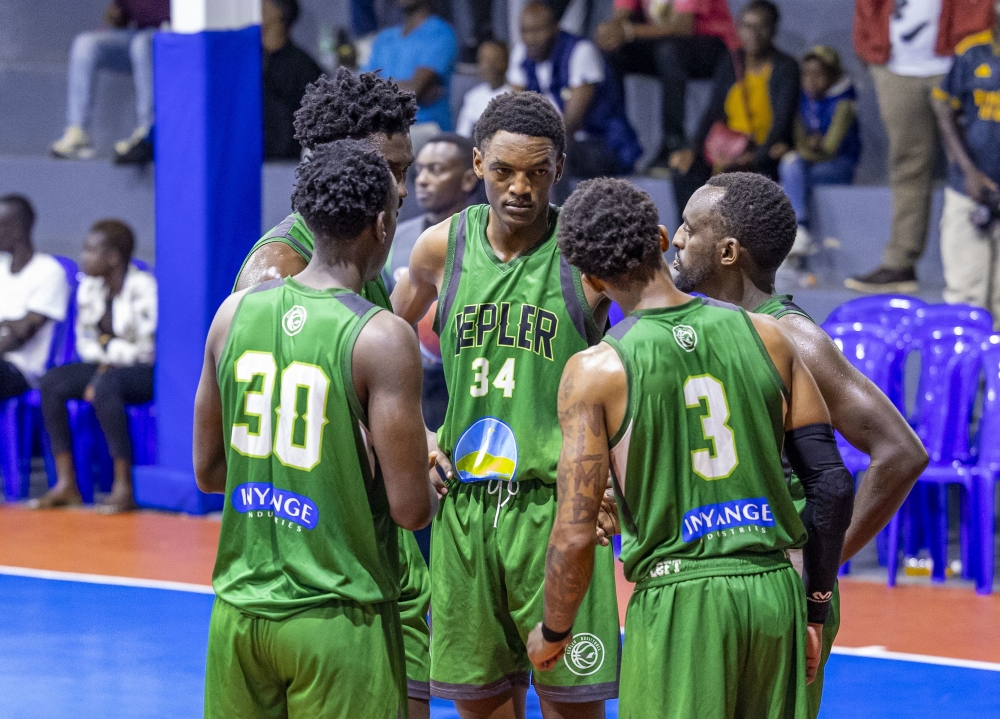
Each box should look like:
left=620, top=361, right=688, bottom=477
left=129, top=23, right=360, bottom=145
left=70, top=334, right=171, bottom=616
left=487, top=479, right=519, bottom=527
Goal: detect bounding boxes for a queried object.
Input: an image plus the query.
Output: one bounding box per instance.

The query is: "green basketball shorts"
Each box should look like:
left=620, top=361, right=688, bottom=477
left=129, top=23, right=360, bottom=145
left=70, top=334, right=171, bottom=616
left=398, top=528, right=431, bottom=700
left=429, top=477, right=620, bottom=703
left=204, top=596, right=407, bottom=719
left=620, top=559, right=809, bottom=719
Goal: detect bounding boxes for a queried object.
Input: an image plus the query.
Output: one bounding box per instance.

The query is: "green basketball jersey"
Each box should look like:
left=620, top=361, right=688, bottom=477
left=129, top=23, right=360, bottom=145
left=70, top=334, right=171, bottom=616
left=435, top=204, right=601, bottom=485
left=235, top=212, right=392, bottom=310
left=213, top=277, right=399, bottom=620
left=604, top=298, right=807, bottom=584
left=752, top=294, right=815, bottom=513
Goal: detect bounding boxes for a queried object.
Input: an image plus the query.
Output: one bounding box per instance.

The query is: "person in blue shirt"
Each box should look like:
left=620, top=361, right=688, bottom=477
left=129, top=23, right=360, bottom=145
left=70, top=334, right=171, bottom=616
left=778, top=45, right=861, bottom=263
left=364, top=0, right=458, bottom=133
left=932, top=8, right=1000, bottom=325
left=508, top=1, right=641, bottom=203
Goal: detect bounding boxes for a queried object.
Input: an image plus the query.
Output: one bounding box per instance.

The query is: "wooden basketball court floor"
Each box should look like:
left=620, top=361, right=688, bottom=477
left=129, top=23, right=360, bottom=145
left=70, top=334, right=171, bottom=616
left=1, top=504, right=999, bottom=718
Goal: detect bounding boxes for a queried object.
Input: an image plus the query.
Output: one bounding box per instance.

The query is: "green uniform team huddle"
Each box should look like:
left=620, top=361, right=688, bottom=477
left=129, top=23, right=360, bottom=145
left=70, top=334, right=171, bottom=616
left=192, top=71, right=926, bottom=719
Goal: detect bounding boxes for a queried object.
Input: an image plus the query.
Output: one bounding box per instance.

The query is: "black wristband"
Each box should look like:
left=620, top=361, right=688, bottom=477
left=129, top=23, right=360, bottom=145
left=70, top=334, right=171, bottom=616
left=541, top=623, right=572, bottom=643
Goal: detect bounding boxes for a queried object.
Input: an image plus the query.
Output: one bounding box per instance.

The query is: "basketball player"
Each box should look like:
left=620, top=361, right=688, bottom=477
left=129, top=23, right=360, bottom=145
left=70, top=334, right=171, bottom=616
left=671, top=173, right=928, bottom=716
left=391, top=91, right=620, bottom=718
left=231, top=68, right=435, bottom=717
left=193, top=140, right=438, bottom=718
left=527, top=178, right=854, bottom=719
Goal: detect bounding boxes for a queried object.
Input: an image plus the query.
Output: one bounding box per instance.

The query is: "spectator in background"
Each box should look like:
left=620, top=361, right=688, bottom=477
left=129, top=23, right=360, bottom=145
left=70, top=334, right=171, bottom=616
left=510, top=2, right=641, bottom=201
left=780, top=46, right=861, bottom=262
left=51, top=0, right=169, bottom=163
left=848, top=0, right=994, bottom=294
left=384, top=134, right=478, bottom=429
left=364, top=0, right=458, bottom=145
left=596, top=0, right=738, bottom=188
left=678, top=1, right=798, bottom=197
left=456, top=41, right=511, bottom=138
left=932, top=13, right=1000, bottom=322
left=262, top=0, right=322, bottom=160
left=33, top=221, right=156, bottom=513
left=0, top=196, right=70, bottom=400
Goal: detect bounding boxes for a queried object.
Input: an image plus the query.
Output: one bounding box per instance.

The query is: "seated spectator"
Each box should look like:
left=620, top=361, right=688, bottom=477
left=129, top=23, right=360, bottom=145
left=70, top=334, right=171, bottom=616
left=384, top=134, right=478, bottom=429
left=933, top=21, right=1000, bottom=324
left=779, top=46, right=861, bottom=260
left=596, top=0, right=738, bottom=192
left=262, top=0, right=322, bottom=160
left=363, top=0, right=458, bottom=145
left=456, top=40, right=512, bottom=138
left=51, top=0, right=169, bottom=163
left=33, top=221, right=157, bottom=513
left=678, top=1, right=798, bottom=194
left=509, top=2, right=641, bottom=202
left=0, top=196, right=70, bottom=400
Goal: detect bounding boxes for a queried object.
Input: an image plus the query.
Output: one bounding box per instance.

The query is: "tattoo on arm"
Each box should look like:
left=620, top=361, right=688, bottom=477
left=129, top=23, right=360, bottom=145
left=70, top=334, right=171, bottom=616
left=544, top=544, right=594, bottom=632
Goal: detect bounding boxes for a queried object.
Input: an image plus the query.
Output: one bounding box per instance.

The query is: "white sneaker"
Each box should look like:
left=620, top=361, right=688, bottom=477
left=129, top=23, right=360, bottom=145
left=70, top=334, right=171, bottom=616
left=789, top=225, right=815, bottom=257
left=114, top=125, right=150, bottom=156
left=51, top=126, right=94, bottom=159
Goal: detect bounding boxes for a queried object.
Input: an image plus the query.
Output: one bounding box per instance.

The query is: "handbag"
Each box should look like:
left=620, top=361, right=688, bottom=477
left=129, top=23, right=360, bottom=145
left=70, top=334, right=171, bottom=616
left=703, top=53, right=755, bottom=167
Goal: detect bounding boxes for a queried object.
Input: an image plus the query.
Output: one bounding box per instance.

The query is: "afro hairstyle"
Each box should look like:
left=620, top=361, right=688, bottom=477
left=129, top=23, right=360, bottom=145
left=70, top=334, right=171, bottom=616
left=705, top=172, right=796, bottom=272
left=293, top=68, right=417, bottom=151
left=291, top=139, right=393, bottom=241
left=473, top=91, right=566, bottom=156
left=558, top=178, right=662, bottom=281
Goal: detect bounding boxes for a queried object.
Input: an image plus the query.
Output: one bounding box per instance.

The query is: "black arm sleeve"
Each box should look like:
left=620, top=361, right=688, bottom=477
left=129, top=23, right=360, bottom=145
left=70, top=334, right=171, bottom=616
left=785, top=423, right=854, bottom=624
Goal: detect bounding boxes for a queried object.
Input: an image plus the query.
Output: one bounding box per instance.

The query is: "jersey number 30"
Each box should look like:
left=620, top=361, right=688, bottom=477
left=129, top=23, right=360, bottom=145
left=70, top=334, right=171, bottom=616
left=684, top=374, right=739, bottom=481
left=230, top=351, right=330, bottom=471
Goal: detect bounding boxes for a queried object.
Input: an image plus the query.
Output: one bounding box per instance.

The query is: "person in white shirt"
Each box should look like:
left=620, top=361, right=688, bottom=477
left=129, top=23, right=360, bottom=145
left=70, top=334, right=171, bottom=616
left=508, top=1, right=641, bottom=201
left=0, top=195, right=70, bottom=400
left=456, top=40, right=512, bottom=138
left=34, top=220, right=157, bottom=513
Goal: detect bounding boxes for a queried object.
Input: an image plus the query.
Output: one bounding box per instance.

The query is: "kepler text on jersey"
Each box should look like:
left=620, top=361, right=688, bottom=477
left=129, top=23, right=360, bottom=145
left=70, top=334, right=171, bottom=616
left=452, top=302, right=559, bottom=361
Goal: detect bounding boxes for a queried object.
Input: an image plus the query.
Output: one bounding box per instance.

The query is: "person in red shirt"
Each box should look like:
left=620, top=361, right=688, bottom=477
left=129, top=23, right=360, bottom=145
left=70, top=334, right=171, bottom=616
left=596, top=0, right=738, bottom=183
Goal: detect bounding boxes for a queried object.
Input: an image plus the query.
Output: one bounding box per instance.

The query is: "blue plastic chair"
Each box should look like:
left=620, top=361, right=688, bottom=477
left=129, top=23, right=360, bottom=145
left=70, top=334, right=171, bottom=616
left=825, top=295, right=926, bottom=329
left=822, top=322, right=898, bottom=475
left=913, top=303, right=993, bottom=334
left=967, top=340, right=1000, bottom=594
left=0, top=256, right=79, bottom=500
left=886, top=326, right=982, bottom=587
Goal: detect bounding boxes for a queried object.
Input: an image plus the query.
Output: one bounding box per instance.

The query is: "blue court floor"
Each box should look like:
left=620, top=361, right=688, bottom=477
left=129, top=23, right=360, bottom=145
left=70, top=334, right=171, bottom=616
left=2, top=574, right=999, bottom=719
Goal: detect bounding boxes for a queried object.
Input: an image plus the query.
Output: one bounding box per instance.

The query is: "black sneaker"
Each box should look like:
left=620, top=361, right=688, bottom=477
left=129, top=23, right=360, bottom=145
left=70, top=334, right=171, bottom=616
left=114, top=138, right=153, bottom=165
left=844, top=266, right=918, bottom=294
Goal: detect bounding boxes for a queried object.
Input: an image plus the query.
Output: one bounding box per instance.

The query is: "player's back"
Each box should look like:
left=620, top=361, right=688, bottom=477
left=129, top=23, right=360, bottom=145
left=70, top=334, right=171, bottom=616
left=605, top=297, right=807, bottom=584
left=213, top=277, right=399, bottom=619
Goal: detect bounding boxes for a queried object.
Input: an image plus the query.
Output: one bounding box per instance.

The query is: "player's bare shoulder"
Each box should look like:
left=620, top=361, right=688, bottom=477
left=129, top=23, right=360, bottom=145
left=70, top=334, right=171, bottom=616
left=410, top=217, right=452, bottom=279
left=233, top=242, right=307, bottom=292
left=774, top=312, right=843, bottom=370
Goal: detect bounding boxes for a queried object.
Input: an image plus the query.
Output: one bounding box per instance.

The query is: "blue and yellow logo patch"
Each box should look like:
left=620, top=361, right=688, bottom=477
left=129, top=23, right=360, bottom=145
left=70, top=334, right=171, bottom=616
left=454, top=417, right=518, bottom=482
left=976, top=63, right=993, bottom=79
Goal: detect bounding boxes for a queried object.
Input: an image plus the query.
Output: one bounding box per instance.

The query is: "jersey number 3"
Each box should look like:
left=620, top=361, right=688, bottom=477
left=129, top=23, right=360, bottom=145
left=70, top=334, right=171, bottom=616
left=230, top=351, right=331, bottom=471
left=684, top=374, right=739, bottom=481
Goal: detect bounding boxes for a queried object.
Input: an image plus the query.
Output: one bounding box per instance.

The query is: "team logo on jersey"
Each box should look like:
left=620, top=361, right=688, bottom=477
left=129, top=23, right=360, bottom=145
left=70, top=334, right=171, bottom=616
left=673, top=324, right=698, bottom=352
left=453, top=417, right=518, bottom=482
left=563, top=633, right=605, bottom=676
left=976, top=63, right=992, bottom=79
left=282, top=305, right=307, bottom=336
left=232, top=482, right=319, bottom=530
left=681, top=497, right=774, bottom=542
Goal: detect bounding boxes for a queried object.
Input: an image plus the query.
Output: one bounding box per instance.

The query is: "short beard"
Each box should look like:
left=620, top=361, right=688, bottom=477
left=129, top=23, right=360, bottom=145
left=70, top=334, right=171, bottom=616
left=673, top=258, right=712, bottom=293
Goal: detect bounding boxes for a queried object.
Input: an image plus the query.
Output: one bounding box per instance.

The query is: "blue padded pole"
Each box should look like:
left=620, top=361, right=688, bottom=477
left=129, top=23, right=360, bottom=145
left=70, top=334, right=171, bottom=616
left=133, top=0, right=261, bottom=513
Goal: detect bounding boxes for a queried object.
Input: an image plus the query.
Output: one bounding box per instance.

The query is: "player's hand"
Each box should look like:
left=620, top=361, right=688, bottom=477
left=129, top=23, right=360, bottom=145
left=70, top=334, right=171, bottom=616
left=805, top=622, right=823, bottom=684
left=527, top=623, right=572, bottom=672
left=427, top=428, right=451, bottom=498
left=595, top=487, right=620, bottom=547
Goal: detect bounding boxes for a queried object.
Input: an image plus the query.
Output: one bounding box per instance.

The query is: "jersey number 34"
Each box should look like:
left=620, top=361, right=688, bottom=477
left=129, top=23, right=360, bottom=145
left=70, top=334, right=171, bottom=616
left=684, top=374, right=739, bottom=481
left=230, top=351, right=330, bottom=472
